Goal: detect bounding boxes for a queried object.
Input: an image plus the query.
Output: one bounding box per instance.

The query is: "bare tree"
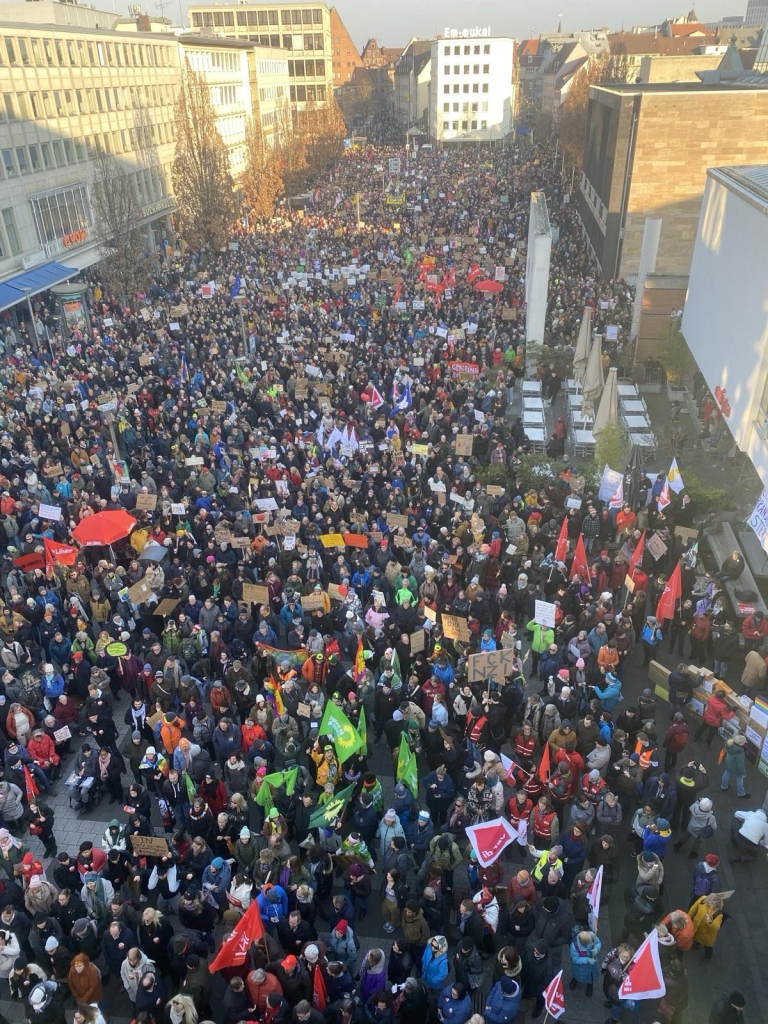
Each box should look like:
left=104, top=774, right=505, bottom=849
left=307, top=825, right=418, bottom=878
left=274, top=96, right=309, bottom=196
left=90, top=143, right=150, bottom=305
left=172, top=59, right=236, bottom=249
left=558, top=53, right=629, bottom=169
left=242, top=116, right=283, bottom=219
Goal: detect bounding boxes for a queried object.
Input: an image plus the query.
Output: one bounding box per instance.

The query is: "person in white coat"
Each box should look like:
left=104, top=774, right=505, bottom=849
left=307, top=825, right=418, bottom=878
left=0, top=928, right=21, bottom=979
left=732, top=808, right=768, bottom=862
left=120, top=948, right=155, bottom=1003
left=376, top=810, right=405, bottom=857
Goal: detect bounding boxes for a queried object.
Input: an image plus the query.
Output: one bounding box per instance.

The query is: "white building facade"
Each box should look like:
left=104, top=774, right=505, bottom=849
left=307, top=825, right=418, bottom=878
left=429, top=35, right=515, bottom=144
left=682, top=165, right=768, bottom=489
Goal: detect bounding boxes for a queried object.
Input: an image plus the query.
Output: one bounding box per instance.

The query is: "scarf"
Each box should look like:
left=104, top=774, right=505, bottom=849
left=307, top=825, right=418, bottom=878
left=99, top=754, right=111, bottom=781
left=169, top=1006, right=185, bottom=1024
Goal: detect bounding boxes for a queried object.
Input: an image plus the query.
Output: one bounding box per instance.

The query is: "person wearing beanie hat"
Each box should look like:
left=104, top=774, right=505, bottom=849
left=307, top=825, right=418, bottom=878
left=672, top=795, right=717, bottom=859
left=721, top=734, right=749, bottom=798
left=692, top=854, right=722, bottom=899
left=642, top=816, right=672, bottom=861
left=486, top=974, right=522, bottom=1020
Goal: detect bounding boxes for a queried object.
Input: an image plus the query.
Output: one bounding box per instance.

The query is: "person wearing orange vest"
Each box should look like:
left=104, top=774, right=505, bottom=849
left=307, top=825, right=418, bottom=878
left=156, top=713, right=185, bottom=754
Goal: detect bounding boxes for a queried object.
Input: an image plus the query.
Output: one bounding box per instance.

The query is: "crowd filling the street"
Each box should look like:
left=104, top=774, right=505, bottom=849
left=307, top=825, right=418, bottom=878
left=0, top=114, right=760, bottom=1024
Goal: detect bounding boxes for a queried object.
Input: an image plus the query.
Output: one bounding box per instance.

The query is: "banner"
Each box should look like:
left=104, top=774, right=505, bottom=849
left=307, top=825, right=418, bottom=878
left=209, top=900, right=265, bottom=972
left=617, top=930, right=665, bottom=1001
left=543, top=971, right=566, bottom=1019
left=747, top=489, right=768, bottom=554
left=396, top=733, right=418, bottom=798
left=318, top=702, right=362, bottom=763
left=598, top=464, right=623, bottom=503
left=307, top=782, right=356, bottom=828
left=587, top=864, right=603, bottom=929
left=465, top=818, right=519, bottom=867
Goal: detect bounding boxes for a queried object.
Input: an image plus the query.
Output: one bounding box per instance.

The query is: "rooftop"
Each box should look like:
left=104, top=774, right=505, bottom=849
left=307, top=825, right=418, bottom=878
left=711, top=165, right=768, bottom=212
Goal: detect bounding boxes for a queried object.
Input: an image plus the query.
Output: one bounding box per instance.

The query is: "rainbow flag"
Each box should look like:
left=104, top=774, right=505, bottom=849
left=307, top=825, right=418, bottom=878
left=265, top=675, right=285, bottom=715
left=255, top=643, right=309, bottom=669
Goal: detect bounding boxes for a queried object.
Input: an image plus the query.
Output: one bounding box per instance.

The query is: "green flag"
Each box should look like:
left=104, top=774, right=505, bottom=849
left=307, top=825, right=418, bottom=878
left=358, top=707, right=367, bottom=758
left=254, top=779, right=274, bottom=811
left=405, top=248, right=413, bottom=266
left=183, top=772, right=197, bottom=804
left=396, top=733, right=418, bottom=798
left=318, top=701, right=362, bottom=763
left=284, top=765, right=299, bottom=796
left=308, top=783, right=356, bottom=829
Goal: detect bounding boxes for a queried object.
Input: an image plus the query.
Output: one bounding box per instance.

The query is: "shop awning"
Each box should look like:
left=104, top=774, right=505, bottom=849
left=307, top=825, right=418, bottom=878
left=0, top=261, right=78, bottom=313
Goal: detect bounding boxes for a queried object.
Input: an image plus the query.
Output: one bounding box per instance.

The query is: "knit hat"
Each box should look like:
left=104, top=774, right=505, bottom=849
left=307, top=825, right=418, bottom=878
left=30, top=988, right=46, bottom=1008
left=44, top=937, right=58, bottom=952
left=211, top=857, right=224, bottom=870
left=384, top=808, right=397, bottom=821
left=698, top=798, right=713, bottom=812
left=641, top=851, right=655, bottom=862
left=656, top=818, right=670, bottom=830
left=131, top=730, right=141, bottom=740
left=705, top=854, right=720, bottom=867
left=500, top=977, right=518, bottom=995
left=239, top=827, right=250, bottom=839
left=304, top=944, right=319, bottom=963
left=335, top=919, right=348, bottom=935
left=418, top=810, right=430, bottom=821
left=734, top=735, right=747, bottom=746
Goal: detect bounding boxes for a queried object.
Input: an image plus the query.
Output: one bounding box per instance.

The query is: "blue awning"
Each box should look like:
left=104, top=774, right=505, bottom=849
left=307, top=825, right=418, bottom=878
left=0, top=260, right=78, bottom=313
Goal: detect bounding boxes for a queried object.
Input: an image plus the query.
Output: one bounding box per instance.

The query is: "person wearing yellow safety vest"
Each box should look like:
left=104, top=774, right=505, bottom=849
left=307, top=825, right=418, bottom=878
left=527, top=844, right=564, bottom=885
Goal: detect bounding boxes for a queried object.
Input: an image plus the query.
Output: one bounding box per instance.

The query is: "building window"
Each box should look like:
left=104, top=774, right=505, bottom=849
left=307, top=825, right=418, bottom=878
left=443, top=84, right=449, bottom=93
left=3, top=94, right=17, bottom=120
left=474, top=45, right=480, bottom=54
left=454, top=46, right=460, bottom=55
left=472, top=120, right=477, bottom=129
left=30, top=182, right=92, bottom=248
left=452, top=120, right=458, bottom=129
left=442, top=121, right=448, bottom=130
left=453, top=65, right=459, bottom=74
left=483, top=64, right=489, bottom=73
left=2, top=149, right=16, bottom=178
left=444, top=65, right=449, bottom=74
left=463, top=84, right=469, bottom=93
left=5, top=39, right=17, bottom=66
left=472, top=83, right=479, bottom=93
left=444, top=46, right=450, bottom=55
left=453, top=84, right=459, bottom=93
left=462, top=120, right=468, bottom=129
left=482, top=83, right=488, bottom=92
left=481, top=119, right=487, bottom=129
left=2, top=209, right=20, bottom=254
left=464, top=65, right=469, bottom=73
left=484, top=44, right=490, bottom=53
left=453, top=102, right=459, bottom=111
left=28, top=144, right=41, bottom=171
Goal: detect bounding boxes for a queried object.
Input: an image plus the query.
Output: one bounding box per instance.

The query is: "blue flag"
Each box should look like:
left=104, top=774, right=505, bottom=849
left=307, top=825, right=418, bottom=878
left=392, top=380, right=412, bottom=412
left=230, top=274, right=241, bottom=298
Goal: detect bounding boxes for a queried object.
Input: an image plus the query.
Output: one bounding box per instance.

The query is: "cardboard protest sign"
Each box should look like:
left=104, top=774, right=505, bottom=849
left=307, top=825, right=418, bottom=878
left=344, top=533, right=369, bottom=549
left=242, top=584, right=270, bottom=606
left=534, top=600, right=557, bottom=629
left=302, top=593, right=326, bottom=611
left=320, top=533, right=345, bottom=548
left=387, top=513, right=408, bottom=530
left=328, top=583, right=347, bottom=601
left=455, top=435, right=473, bottom=456
left=442, top=615, right=471, bottom=642
left=467, top=648, right=519, bottom=682
left=129, top=835, right=171, bottom=857
left=128, top=579, right=154, bottom=605
left=155, top=599, right=179, bottom=617
left=135, top=493, right=158, bottom=512
left=410, top=630, right=425, bottom=654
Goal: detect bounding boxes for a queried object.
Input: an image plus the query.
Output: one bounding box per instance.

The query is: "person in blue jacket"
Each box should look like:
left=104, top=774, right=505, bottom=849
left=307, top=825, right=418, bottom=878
left=421, top=935, right=449, bottom=992
left=437, top=982, right=472, bottom=1024
left=593, top=672, right=623, bottom=713
left=484, top=976, right=522, bottom=1024
left=256, top=881, right=289, bottom=932
left=201, top=856, right=231, bottom=910
left=642, top=818, right=673, bottom=859
left=40, top=663, right=66, bottom=702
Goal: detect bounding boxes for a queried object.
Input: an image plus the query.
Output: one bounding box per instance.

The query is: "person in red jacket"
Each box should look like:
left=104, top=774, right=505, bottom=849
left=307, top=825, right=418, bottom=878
left=694, top=687, right=735, bottom=747
left=28, top=729, right=61, bottom=778
left=742, top=611, right=768, bottom=652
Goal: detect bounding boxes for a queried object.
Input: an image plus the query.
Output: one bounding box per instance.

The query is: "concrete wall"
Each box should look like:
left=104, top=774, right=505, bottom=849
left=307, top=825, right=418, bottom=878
left=682, top=169, right=768, bottom=488
left=619, top=90, right=768, bottom=279
left=637, top=53, right=722, bottom=81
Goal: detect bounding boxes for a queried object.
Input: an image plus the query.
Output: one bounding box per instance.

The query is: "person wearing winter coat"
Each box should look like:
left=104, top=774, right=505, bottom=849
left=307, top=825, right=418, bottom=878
left=593, top=673, right=622, bottom=713
left=602, top=944, right=635, bottom=1018
left=721, top=735, right=748, bottom=798
left=421, top=935, right=449, bottom=992
left=484, top=976, right=522, bottom=1024
left=453, top=937, right=484, bottom=996
left=689, top=895, right=725, bottom=959
left=27, top=981, right=67, bottom=1024
left=596, top=793, right=623, bottom=840
left=0, top=928, right=20, bottom=978
left=329, top=920, right=357, bottom=974
left=663, top=714, right=690, bottom=772
left=358, top=947, right=387, bottom=1004
left=436, top=983, right=472, bottom=1024
left=691, top=854, right=721, bottom=900
left=520, top=940, right=553, bottom=1016
left=67, top=953, right=103, bottom=1004
left=569, top=930, right=601, bottom=996
left=532, top=896, right=572, bottom=962
left=120, top=947, right=155, bottom=1003
left=672, top=796, right=717, bottom=859
left=693, top=688, right=734, bottom=747
left=732, top=807, right=768, bottom=861
left=375, top=812, right=405, bottom=858
left=102, top=920, right=137, bottom=976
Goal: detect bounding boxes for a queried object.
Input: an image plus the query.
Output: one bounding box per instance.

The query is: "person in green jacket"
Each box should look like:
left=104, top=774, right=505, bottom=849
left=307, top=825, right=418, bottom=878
left=526, top=619, right=555, bottom=676
left=720, top=735, right=749, bottom=798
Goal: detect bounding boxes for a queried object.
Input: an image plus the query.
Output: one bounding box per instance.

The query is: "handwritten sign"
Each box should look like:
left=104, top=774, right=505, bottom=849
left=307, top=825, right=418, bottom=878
left=185, top=457, right=204, bottom=467
left=39, top=503, right=62, bottom=522
left=127, top=579, right=154, bottom=605
left=211, top=400, right=227, bottom=413
left=320, top=533, right=345, bottom=548
left=467, top=649, right=519, bottom=683
left=455, top=435, right=473, bottom=457
left=53, top=726, right=71, bottom=743
left=442, top=614, right=471, bottom=642
left=344, top=533, right=369, bottom=549
left=302, top=593, right=325, bottom=611
left=410, top=629, right=425, bottom=654
left=534, top=600, right=557, bottom=629
left=129, top=835, right=171, bottom=857
left=387, top=513, right=408, bottom=530
left=486, top=485, right=505, bottom=496
left=242, top=584, right=270, bottom=607
left=135, top=493, right=158, bottom=512
left=646, top=533, right=668, bottom=561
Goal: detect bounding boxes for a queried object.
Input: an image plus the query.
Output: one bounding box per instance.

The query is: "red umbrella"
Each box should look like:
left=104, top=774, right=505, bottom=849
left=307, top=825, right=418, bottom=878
left=474, top=279, right=504, bottom=293
left=72, top=509, right=137, bottom=547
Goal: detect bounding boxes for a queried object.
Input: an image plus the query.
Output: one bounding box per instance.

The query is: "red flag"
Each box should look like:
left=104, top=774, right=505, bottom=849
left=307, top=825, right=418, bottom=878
left=537, top=742, right=551, bottom=782
left=13, top=553, right=45, bottom=572
left=618, top=930, right=666, bottom=1001
left=393, top=282, right=403, bottom=304
left=467, top=262, right=482, bottom=283
left=657, top=481, right=671, bottom=511
left=312, top=965, right=328, bottom=1010
left=543, top=970, right=566, bottom=1019
left=43, top=537, right=79, bottom=569
left=655, top=560, right=682, bottom=623
left=465, top=817, right=519, bottom=867
left=23, top=766, right=39, bottom=803
left=627, top=531, right=645, bottom=577
left=587, top=864, right=603, bottom=923
left=555, top=517, right=569, bottom=563
left=569, top=535, right=589, bottom=580
left=209, top=899, right=264, bottom=972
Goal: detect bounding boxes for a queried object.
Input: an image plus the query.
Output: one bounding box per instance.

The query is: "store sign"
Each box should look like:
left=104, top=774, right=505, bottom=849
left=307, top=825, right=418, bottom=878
left=444, top=25, right=492, bottom=38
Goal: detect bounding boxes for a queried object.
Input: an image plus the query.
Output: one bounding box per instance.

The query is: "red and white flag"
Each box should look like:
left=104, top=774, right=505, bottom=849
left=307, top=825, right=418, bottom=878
left=465, top=817, right=519, bottom=867
left=362, top=385, right=384, bottom=410
left=543, top=970, right=566, bottom=1019
left=209, top=900, right=264, bottom=972
left=617, top=929, right=666, bottom=1001
left=312, top=964, right=328, bottom=1010
left=555, top=516, right=569, bottom=563
left=499, top=753, right=517, bottom=787
left=587, top=864, right=603, bottom=926
left=657, top=480, right=671, bottom=511
left=44, top=537, right=79, bottom=568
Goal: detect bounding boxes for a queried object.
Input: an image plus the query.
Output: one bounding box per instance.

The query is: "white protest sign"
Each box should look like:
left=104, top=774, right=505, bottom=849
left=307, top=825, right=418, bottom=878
left=747, top=489, right=768, bottom=554
left=598, top=465, right=624, bottom=503
left=534, top=600, right=556, bottom=629
left=38, top=503, right=62, bottom=521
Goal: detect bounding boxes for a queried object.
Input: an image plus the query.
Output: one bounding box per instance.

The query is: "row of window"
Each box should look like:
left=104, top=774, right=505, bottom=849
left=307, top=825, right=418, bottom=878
left=257, top=60, right=287, bottom=76
left=258, top=84, right=288, bottom=101
left=191, top=9, right=324, bottom=28
left=289, top=84, right=327, bottom=102
left=286, top=59, right=326, bottom=78
left=0, top=121, right=175, bottom=182
left=185, top=49, right=242, bottom=72
left=244, top=34, right=281, bottom=48
left=442, top=120, right=488, bottom=131
left=210, top=85, right=243, bottom=107
left=1, top=83, right=172, bottom=122
left=0, top=34, right=174, bottom=70
left=442, top=83, right=490, bottom=94
left=443, top=64, right=490, bottom=76
left=444, top=44, right=491, bottom=56
left=443, top=101, right=490, bottom=113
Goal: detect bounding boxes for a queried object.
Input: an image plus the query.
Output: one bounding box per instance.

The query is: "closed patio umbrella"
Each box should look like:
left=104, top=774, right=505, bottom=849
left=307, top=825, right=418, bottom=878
left=573, top=307, right=592, bottom=384
left=580, top=333, right=604, bottom=418
left=593, top=366, right=620, bottom=438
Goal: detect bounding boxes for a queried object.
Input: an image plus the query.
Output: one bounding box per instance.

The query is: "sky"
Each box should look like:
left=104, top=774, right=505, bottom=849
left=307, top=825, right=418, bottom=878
left=165, top=0, right=733, bottom=48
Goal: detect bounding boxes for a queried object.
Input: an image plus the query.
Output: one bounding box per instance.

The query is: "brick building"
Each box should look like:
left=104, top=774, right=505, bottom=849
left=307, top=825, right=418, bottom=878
left=576, top=82, right=768, bottom=281
left=329, top=5, right=363, bottom=86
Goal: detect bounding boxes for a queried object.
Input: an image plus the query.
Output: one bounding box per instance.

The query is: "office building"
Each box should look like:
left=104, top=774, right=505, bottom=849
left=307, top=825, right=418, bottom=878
left=745, top=1, right=768, bottom=26
left=577, top=82, right=768, bottom=281
left=394, top=39, right=431, bottom=126
left=682, top=165, right=768, bottom=489
left=188, top=2, right=334, bottom=110
left=0, top=8, right=179, bottom=293
left=429, top=35, right=515, bottom=144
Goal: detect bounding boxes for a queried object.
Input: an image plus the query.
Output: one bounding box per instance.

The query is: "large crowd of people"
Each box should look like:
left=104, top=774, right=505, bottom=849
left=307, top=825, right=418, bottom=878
left=0, top=115, right=755, bottom=1024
